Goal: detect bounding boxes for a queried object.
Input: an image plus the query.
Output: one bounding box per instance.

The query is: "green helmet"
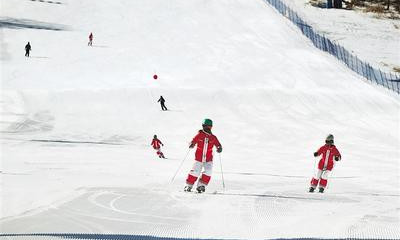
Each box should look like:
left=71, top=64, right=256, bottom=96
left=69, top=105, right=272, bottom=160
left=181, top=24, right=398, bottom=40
left=326, top=134, right=334, bottom=141
left=325, top=134, right=334, bottom=144
left=202, top=118, right=213, bottom=126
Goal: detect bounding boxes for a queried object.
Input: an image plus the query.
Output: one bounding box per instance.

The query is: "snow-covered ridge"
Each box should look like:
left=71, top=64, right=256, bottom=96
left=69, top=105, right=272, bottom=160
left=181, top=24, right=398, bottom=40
left=281, top=0, right=400, bottom=74
left=264, top=0, right=400, bottom=94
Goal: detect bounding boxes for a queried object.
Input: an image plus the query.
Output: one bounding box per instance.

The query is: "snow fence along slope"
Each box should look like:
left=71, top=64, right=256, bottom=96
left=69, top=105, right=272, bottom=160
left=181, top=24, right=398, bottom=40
left=1, top=0, right=399, bottom=239
left=264, top=0, right=400, bottom=94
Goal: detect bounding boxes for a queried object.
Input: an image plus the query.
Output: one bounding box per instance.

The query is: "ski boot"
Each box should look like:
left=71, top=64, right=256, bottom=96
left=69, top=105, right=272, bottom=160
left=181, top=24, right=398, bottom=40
left=309, top=187, right=315, bottom=193
left=319, top=187, right=324, bottom=193
left=196, top=185, right=205, bottom=193
left=184, top=185, right=192, bottom=192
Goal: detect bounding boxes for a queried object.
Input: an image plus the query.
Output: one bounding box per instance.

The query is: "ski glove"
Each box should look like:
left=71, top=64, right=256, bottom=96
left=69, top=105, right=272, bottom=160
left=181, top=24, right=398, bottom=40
left=313, top=152, right=319, bottom=157
left=334, top=156, right=340, bottom=161
left=189, top=143, right=195, bottom=148
left=217, top=146, right=222, bottom=153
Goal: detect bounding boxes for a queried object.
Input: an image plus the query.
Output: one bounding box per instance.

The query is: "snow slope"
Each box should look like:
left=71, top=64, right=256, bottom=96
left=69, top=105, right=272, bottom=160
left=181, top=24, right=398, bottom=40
left=1, top=0, right=399, bottom=239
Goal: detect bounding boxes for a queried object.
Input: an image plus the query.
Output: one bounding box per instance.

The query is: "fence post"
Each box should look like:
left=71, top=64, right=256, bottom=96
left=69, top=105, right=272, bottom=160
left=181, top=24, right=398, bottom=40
left=379, top=69, right=386, bottom=88
left=338, top=44, right=343, bottom=62
left=357, top=58, right=362, bottom=75
left=397, top=74, right=400, bottom=94
left=367, top=64, right=374, bottom=85
left=366, top=64, right=371, bottom=83
left=388, top=72, right=392, bottom=91
left=343, top=47, right=348, bottom=67
left=390, top=72, right=395, bottom=91
left=349, top=53, right=353, bottom=71
left=392, top=74, right=397, bottom=92
left=363, top=63, right=369, bottom=82
left=361, top=62, right=367, bottom=80
left=358, top=57, right=363, bottom=75
left=372, top=68, right=379, bottom=86
left=322, top=35, right=327, bottom=52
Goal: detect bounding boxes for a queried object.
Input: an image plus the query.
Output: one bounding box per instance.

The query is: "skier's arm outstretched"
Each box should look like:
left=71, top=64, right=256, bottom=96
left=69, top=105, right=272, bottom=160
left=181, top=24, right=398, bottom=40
left=313, top=146, right=324, bottom=157
left=314, top=147, right=322, bottom=157
left=189, top=133, right=200, bottom=148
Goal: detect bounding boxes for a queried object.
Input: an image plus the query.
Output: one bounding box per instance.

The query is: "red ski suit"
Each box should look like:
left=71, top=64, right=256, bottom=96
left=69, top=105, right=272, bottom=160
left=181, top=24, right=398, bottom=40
left=310, top=144, right=341, bottom=189
left=151, top=138, right=165, bottom=158
left=151, top=139, right=163, bottom=149
left=315, top=144, right=341, bottom=171
left=186, top=130, right=221, bottom=186
left=191, top=130, right=221, bottom=162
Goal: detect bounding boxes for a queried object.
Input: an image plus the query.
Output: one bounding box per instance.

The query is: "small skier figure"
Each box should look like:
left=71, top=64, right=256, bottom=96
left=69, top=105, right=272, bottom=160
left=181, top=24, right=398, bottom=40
left=88, top=32, right=93, bottom=46
left=309, top=134, right=341, bottom=193
left=25, top=42, right=31, bottom=57
left=151, top=135, right=165, bottom=159
left=157, top=96, right=168, bottom=111
left=184, top=119, right=222, bottom=193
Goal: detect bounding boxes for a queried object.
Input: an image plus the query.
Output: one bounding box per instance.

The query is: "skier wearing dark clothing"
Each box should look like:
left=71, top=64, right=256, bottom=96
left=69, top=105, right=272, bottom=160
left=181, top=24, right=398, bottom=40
left=158, top=96, right=168, bottom=111
left=88, top=32, right=93, bottom=46
left=25, top=42, right=31, bottom=57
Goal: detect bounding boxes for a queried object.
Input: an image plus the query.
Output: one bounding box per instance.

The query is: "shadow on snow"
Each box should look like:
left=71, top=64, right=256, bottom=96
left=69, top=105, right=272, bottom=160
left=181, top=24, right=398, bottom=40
left=0, top=17, right=68, bottom=31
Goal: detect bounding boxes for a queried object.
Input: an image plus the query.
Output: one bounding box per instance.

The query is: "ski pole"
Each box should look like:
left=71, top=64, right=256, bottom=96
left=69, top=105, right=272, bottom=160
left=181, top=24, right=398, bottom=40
left=170, top=148, right=191, bottom=183
left=218, top=153, right=226, bottom=191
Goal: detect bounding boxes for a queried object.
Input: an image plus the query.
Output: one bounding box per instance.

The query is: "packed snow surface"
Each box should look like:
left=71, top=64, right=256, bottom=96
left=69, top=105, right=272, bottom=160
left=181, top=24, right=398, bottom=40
left=1, top=0, right=399, bottom=239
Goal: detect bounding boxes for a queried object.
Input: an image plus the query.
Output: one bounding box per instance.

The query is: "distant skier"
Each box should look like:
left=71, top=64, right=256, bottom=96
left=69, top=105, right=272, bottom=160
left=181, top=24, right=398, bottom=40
left=25, top=42, right=31, bottom=57
left=184, top=119, right=222, bottom=193
left=158, top=96, right=168, bottom=111
left=151, top=135, right=165, bottom=159
left=88, top=32, right=93, bottom=46
left=309, top=134, right=341, bottom=193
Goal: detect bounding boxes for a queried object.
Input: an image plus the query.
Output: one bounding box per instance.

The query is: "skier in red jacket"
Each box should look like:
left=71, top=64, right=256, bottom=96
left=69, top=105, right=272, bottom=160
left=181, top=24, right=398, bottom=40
left=151, top=135, right=165, bottom=159
left=309, top=134, right=341, bottom=193
left=184, top=119, right=222, bottom=193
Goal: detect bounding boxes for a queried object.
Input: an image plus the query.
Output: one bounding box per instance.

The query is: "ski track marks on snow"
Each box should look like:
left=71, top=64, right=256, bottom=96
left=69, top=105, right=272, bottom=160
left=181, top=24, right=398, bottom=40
left=0, top=91, right=54, bottom=134
left=1, top=187, right=399, bottom=239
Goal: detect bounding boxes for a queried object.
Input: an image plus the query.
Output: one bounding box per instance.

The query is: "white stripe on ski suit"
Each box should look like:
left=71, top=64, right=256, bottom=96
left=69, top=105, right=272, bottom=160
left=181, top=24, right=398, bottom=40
left=315, top=169, right=330, bottom=180
left=202, top=137, right=209, bottom=162
left=314, top=149, right=331, bottom=181
left=323, top=149, right=330, bottom=171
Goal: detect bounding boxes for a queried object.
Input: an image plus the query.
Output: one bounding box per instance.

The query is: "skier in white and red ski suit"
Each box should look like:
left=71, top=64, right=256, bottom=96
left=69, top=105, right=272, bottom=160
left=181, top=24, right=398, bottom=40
left=151, top=135, right=165, bottom=158
left=184, top=119, right=222, bottom=193
left=310, top=134, right=341, bottom=193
